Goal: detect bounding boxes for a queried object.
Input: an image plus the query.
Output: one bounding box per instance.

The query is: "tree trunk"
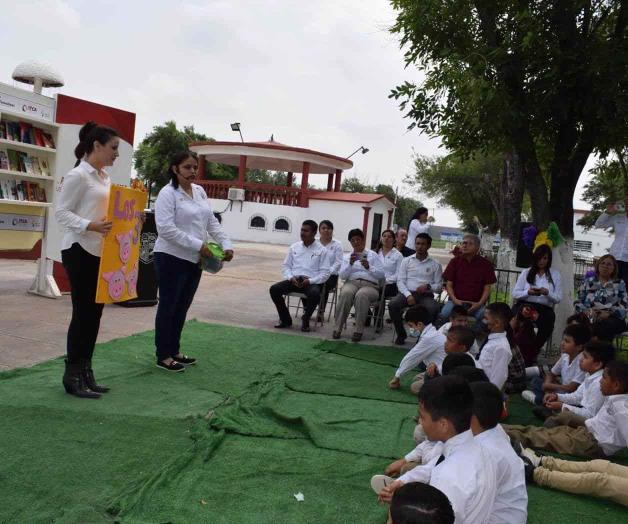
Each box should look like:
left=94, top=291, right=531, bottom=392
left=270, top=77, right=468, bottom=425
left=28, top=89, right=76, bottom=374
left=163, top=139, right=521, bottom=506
left=550, top=239, right=575, bottom=355
left=523, top=165, right=550, bottom=229
left=496, top=152, right=525, bottom=271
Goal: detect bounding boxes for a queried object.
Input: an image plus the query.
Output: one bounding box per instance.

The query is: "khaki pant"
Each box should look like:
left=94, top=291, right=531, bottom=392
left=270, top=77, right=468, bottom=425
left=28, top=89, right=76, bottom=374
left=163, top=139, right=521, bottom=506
left=535, top=457, right=628, bottom=507
left=503, top=423, right=604, bottom=458
left=400, top=460, right=420, bottom=474
left=544, top=410, right=587, bottom=429
left=334, top=280, right=379, bottom=334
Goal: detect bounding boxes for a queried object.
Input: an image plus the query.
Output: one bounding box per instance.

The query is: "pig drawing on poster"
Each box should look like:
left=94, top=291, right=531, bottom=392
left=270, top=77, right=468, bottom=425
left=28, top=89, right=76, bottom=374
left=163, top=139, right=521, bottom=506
left=96, top=183, right=148, bottom=304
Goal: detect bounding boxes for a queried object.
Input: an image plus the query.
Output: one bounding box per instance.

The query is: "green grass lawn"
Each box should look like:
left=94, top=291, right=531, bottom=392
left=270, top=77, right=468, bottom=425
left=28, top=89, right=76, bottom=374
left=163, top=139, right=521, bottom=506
left=0, top=322, right=625, bottom=523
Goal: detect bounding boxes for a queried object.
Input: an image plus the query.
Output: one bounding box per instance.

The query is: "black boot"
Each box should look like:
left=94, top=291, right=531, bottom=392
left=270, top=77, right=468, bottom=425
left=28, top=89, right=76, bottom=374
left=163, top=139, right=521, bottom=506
left=62, top=359, right=101, bottom=399
left=83, top=359, right=110, bottom=393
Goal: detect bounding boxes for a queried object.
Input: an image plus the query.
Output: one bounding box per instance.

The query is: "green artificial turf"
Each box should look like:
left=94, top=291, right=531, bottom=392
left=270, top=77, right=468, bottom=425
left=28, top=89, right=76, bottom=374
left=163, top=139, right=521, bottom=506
left=0, top=320, right=626, bottom=523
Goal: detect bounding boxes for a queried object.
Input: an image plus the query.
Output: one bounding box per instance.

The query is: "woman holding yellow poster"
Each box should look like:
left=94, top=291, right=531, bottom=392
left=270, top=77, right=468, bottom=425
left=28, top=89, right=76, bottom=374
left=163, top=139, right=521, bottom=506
left=55, top=121, right=119, bottom=398
left=153, top=151, right=234, bottom=372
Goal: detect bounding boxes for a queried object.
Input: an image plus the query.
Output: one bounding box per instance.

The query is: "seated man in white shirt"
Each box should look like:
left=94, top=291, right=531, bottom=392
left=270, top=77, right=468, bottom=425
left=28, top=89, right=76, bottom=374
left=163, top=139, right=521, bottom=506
left=333, top=228, right=385, bottom=343
left=470, top=382, right=528, bottom=524
left=375, top=376, right=497, bottom=524
left=269, top=220, right=331, bottom=332
left=389, top=233, right=443, bottom=345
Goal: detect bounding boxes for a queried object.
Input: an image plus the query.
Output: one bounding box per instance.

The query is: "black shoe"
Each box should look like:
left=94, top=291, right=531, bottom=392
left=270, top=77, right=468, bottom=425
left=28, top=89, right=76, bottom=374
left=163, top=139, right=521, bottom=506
left=274, top=321, right=292, bottom=329
left=62, top=359, right=101, bottom=399
left=364, top=316, right=372, bottom=327
left=332, top=331, right=341, bottom=339
left=173, top=354, right=197, bottom=366
left=521, top=456, right=537, bottom=483
left=156, top=360, right=185, bottom=372
left=83, top=359, right=110, bottom=393
left=351, top=332, right=363, bottom=343
left=532, top=405, right=553, bottom=421
left=301, top=319, right=311, bottom=332
left=394, top=336, right=406, bottom=346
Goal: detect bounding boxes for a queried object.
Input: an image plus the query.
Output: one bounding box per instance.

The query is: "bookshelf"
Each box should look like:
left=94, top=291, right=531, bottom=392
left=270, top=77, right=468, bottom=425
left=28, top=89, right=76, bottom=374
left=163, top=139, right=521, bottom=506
left=0, top=199, right=51, bottom=207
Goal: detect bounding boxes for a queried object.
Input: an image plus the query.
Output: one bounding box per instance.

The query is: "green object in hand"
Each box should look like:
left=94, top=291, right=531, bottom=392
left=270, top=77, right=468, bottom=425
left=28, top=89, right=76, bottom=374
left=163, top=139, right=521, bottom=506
left=201, top=242, right=225, bottom=273
left=206, top=242, right=225, bottom=260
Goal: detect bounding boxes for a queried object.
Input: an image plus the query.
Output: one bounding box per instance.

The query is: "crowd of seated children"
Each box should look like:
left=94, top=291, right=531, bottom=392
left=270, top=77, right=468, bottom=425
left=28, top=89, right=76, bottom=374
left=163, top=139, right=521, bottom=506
left=517, top=360, right=628, bottom=507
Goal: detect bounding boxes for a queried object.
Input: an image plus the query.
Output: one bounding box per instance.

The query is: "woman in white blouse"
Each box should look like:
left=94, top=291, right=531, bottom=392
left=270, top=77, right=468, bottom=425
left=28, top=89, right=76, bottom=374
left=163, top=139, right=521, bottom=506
left=153, top=152, right=233, bottom=372
left=406, top=207, right=431, bottom=250
left=378, top=229, right=403, bottom=298
left=317, top=219, right=343, bottom=321
left=512, top=244, right=562, bottom=364
left=55, top=121, right=120, bottom=398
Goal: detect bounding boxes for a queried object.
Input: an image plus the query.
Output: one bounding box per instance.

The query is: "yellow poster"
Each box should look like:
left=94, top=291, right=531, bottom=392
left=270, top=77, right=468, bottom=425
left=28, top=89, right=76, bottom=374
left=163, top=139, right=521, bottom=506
left=96, top=184, right=148, bottom=304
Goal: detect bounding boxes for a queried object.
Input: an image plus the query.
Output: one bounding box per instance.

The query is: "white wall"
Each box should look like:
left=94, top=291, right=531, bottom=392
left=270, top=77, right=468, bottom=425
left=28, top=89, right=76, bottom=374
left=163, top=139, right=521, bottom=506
left=573, top=218, right=613, bottom=258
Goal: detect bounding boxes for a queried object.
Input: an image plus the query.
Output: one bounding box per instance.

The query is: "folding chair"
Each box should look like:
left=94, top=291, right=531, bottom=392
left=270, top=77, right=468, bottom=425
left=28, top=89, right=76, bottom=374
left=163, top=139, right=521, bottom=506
left=286, top=290, right=325, bottom=330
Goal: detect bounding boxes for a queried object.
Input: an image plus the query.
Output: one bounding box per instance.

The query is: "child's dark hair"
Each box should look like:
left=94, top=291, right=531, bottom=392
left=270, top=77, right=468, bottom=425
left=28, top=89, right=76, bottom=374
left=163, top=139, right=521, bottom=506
left=74, top=121, right=119, bottom=167
left=605, top=360, right=628, bottom=393
left=348, top=228, right=364, bottom=241
left=563, top=323, right=592, bottom=347
left=470, top=382, right=503, bottom=430
left=319, top=219, right=334, bottom=230
left=405, top=306, right=432, bottom=326
left=302, top=220, right=318, bottom=234
left=449, top=305, right=469, bottom=320
left=168, top=151, right=198, bottom=189
left=447, top=326, right=475, bottom=351
left=567, top=312, right=592, bottom=328
left=583, top=340, right=616, bottom=367
left=447, top=365, right=489, bottom=384
left=417, top=375, right=472, bottom=434
left=441, top=353, right=475, bottom=375
left=390, top=482, right=455, bottom=524
left=591, top=322, right=616, bottom=342
left=485, top=302, right=515, bottom=347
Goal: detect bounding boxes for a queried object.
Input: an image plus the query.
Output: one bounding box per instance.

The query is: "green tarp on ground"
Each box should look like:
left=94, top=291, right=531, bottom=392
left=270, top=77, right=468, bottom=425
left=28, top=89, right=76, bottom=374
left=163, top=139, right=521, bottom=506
left=0, top=321, right=626, bottom=523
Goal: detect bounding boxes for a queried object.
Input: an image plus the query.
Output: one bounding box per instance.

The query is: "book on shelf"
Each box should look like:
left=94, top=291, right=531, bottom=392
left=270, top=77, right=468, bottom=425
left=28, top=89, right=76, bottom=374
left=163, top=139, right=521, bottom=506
left=0, top=150, right=8, bottom=170
left=6, top=149, right=20, bottom=171
left=42, top=132, right=55, bottom=149
left=0, top=119, right=55, bottom=149
left=39, top=158, right=50, bottom=176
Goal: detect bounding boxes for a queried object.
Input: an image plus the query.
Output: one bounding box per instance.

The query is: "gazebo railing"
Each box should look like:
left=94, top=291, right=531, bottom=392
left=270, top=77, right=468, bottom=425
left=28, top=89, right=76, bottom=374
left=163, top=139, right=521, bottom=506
left=196, top=180, right=304, bottom=207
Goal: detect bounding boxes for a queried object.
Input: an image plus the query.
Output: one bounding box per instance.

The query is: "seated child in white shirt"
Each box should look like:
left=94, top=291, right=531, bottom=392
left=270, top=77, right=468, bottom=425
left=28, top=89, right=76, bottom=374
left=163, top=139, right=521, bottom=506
left=438, top=304, right=480, bottom=355
left=470, top=382, right=528, bottom=524
left=476, top=302, right=514, bottom=390
left=389, top=306, right=446, bottom=390
left=389, top=482, right=455, bottom=524
left=518, top=360, right=628, bottom=508
left=541, top=340, right=614, bottom=426
left=504, top=346, right=625, bottom=458
left=374, top=376, right=497, bottom=524
left=522, top=323, right=590, bottom=406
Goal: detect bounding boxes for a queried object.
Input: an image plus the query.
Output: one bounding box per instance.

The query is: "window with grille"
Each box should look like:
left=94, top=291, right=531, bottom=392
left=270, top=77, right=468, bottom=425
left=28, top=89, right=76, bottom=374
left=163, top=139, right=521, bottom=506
left=573, top=240, right=593, bottom=252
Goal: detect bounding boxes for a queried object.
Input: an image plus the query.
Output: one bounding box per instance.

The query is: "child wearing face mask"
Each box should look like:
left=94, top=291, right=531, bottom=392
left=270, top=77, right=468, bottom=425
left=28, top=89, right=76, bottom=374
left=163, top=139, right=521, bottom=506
left=389, top=306, right=446, bottom=390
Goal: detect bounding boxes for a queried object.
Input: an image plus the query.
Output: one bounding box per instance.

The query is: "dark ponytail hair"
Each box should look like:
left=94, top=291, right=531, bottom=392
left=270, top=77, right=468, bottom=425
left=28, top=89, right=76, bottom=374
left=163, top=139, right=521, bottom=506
left=168, top=151, right=198, bottom=189
left=74, top=121, right=119, bottom=167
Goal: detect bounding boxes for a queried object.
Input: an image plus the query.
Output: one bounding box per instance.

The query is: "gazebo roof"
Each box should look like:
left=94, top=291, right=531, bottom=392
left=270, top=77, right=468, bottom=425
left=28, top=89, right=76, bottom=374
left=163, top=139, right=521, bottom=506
left=189, top=140, right=353, bottom=174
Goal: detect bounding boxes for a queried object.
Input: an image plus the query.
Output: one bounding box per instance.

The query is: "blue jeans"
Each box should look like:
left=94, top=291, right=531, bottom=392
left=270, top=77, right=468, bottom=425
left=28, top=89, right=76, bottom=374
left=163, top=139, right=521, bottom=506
left=438, top=300, right=485, bottom=327
left=154, top=252, right=202, bottom=361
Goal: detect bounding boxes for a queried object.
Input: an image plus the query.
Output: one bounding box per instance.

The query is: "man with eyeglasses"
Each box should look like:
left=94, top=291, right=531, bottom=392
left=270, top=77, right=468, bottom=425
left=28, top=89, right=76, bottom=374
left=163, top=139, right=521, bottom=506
left=437, top=233, right=496, bottom=327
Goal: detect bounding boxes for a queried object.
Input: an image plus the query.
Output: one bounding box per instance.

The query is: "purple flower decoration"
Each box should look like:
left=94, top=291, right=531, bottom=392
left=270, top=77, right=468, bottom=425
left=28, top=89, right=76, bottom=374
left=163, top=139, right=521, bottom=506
left=585, top=269, right=596, bottom=279
left=522, top=224, right=538, bottom=250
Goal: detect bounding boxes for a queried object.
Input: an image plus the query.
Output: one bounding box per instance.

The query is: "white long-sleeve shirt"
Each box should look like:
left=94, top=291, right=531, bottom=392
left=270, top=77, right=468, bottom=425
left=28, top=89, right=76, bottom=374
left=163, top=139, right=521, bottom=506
left=378, top=247, right=403, bottom=284
left=397, top=255, right=443, bottom=297
left=512, top=268, right=562, bottom=306
left=281, top=240, right=331, bottom=285
left=339, top=250, right=385, bottom=284
left=595, top=212, right=628, bottom=262
left=550, top=352, right=586, bottom=385
left=407, top=219, right=431, bottom=249
left=154, top=183, right=232, bottom=264
left=395, top=324, right=447, bottom=378
left=585, top=393, right=628, bottom=456
left=477, top=332, right=512, bottom=390
left=557, top=369, right=605, bottom=419
left=438, top=322, right=480, bottom=355
left=475, top=425, right=528, bottom=524
left=320, top=238, right=343, bottom=275
left=55, top=160, right=111, bottom=257
left=400, top=430, right=497, bottom=524
left=404, top=439, right=444, bottom=464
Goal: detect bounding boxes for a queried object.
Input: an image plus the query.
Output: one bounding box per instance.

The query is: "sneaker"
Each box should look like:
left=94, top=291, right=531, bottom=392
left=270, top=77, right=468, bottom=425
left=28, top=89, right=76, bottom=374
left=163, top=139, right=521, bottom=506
left=173, top=354, right=196, bottom=365
left=156, top=360, right=185, bottom=372
left=521, top=447, right=541, bottom=468
left=521, top=456, right=537, bottom=484
left=521, top=390, right=536, bottom=405
left=370, top=474, right=394, bottom=494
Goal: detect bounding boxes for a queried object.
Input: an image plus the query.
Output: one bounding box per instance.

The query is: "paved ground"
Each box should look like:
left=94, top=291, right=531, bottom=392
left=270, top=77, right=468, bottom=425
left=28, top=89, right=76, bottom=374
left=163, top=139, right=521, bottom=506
left=0, top=242, right=452, bottom=371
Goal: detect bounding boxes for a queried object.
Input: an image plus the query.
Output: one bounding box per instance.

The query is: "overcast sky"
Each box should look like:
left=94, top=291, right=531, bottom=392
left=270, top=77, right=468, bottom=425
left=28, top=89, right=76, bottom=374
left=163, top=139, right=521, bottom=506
left=1, top=0, right=593, bottom=226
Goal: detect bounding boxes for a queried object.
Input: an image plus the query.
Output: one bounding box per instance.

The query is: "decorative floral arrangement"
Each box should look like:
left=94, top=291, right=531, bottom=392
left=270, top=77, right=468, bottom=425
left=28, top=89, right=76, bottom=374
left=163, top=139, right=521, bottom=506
left=522, top=221, right=565, bottom=252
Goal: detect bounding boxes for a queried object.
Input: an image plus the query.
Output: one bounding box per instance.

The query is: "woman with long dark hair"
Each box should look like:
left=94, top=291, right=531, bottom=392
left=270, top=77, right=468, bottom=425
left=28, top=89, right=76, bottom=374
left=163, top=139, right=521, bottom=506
left=406, top=207, right=431, bottom=250
left=377, top=229, right=403, bottom=298
left=153, top=151, right=233, bottom=372
left=55, top=121, right=120, bottom=398
left=512, top=244, right=562, bottom=364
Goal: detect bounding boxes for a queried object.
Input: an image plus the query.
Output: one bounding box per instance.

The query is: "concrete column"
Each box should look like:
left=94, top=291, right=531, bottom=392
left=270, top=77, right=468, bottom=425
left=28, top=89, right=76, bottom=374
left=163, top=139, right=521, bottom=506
left=299, top=162, right=310, bottom=207
left=362, top=206, right=371, bottom=239
left=334, top=169, right=342, bottom=192
left=238, top=155, right=247, bottom=188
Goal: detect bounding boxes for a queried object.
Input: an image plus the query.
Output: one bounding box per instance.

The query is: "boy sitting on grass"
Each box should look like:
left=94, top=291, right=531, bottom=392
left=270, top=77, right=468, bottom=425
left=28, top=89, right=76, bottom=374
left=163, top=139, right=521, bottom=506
left=540, top=340, right=614, bottom=426
left=521, top=323, right=590, bottom=406
left=476, top=302, right=514, bottom=390
left=389, top=482, right=455, bottom=524
left=517, top=360, right=628, bottom=507
left=438, top=305, right=479, bottom=355
left=374, top=376, right=497, bottom=524
left=389, top=306, right=446, bottom=391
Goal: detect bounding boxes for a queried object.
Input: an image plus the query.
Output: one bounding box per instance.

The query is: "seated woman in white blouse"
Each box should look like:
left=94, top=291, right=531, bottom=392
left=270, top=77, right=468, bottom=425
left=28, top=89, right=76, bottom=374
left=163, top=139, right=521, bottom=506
left=153, top=151, right=233, bottom=372
left=317, top=219, right=344, bottom=321
left=512, top=244, right=562, bottom=365
left=378, top=229, right=403, bottom=298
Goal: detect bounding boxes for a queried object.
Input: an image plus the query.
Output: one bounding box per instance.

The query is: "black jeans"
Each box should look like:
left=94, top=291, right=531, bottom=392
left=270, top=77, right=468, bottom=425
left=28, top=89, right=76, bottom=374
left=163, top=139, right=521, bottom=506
left=61, top=243, right=105, bottom=364
left=154, top=252, right=202, bottom=361
left=388, top=292, right=439, bottom=339
left=618, top=260, right=628, bottom=290
left=269, top=280, right=322, bottom=324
